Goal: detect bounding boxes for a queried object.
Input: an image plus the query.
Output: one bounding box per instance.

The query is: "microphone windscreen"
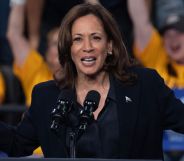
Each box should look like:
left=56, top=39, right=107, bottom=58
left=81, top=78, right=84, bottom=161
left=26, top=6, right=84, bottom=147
left=84, top=90, right=101, bottom=111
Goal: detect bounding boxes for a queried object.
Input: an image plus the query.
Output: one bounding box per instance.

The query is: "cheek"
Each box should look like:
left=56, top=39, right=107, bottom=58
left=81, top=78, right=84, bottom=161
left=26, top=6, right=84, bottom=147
left=47, top=46, right=58, bottom=56
left=100, top=50, right=107, bottom=59
left=70, top=51, right=78, bottom=65
left=163, top=39, right=171, bottom=50
left=46, top=50, right=58, bottom=63
left=71, top=45, right=81, bottom=61
left=98, top=45, right=108, bottom=58
left=180, top=37, right=184, bottom=45
left=51, top=47, right=58, bottom=55
left=164, top=42, right=170, bottom=51
left=50, top=52, right=58, bottom=61
left=70, top=54, right=75, bottom=63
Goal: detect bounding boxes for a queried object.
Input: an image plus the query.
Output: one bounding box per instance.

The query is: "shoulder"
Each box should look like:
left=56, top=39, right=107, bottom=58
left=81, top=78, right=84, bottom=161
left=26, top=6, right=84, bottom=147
left=29, top=80, right=60, bottom=112
left=127, top=66, right=167, bottom=90
left=121, top=66, right=174, bottom=107
left=130, top=66, right=163, bottom=81
left=129, top=66, right=173, bottom=96
left=32, top=80, right=60, bottom=97
left=33, top=80, right=59, bottom=91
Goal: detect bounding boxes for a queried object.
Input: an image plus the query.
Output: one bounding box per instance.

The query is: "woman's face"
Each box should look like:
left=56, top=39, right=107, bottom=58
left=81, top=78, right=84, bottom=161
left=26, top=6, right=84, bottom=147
left=71, top=14, right=112, bottom=77
left=163, top=29, right=184, bottom=64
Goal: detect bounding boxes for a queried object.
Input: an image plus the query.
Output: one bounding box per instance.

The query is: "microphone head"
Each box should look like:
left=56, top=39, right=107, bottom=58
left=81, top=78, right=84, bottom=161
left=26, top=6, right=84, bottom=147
left=77, top=90, right=101, bottom=136
left=50, top=89, right=74, bottom=132
left=84, top=90, right=101, bottom=112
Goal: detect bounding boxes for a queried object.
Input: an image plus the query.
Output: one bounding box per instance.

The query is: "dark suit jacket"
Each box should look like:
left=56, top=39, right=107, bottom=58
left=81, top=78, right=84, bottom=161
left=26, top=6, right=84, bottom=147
left=0, top=67, right=184, bottom=159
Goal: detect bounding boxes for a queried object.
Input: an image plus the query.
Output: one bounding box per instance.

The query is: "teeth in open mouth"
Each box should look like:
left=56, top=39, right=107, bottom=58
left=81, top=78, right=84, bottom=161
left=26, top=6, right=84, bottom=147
left=81, top=58, right=96, bottom=62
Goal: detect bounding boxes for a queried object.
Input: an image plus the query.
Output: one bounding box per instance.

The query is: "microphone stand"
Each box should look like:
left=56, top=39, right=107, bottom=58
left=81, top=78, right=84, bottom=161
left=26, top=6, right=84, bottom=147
left=68, top=123, right=86, bottom=158
left=68, top=90, right=100, bottom=158
left=69, top=131, right=76, bottom=158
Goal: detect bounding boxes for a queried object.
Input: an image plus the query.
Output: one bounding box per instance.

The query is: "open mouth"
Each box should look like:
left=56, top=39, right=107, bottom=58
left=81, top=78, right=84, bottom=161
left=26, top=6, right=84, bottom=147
left=170, top=44, right=181, bottom=53
left=81, top=57, right=97, bottom=66
left=81, top=57, right=96, bottom=62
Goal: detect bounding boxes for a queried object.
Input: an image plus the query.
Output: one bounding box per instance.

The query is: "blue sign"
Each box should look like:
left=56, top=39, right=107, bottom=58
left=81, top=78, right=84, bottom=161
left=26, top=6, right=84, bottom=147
left=163, top=88, right=184, bottom=151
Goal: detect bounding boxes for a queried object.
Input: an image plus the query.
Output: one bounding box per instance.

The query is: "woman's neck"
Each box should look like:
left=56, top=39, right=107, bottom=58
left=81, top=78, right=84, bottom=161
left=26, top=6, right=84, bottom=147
left=75, top=72, right=110, bottom=105
left=76, top=72, right=109, bottom=90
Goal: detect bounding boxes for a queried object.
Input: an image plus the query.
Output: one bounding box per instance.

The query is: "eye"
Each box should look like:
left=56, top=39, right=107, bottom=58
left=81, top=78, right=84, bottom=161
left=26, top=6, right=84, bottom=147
left=73, top=37, right=82, bottom=42
left=93, top=36, right=101, bottom=41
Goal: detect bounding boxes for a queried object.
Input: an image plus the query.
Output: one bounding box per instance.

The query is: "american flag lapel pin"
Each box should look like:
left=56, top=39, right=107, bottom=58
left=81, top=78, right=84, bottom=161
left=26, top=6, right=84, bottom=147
left=125, top=96, right=132, bottom=103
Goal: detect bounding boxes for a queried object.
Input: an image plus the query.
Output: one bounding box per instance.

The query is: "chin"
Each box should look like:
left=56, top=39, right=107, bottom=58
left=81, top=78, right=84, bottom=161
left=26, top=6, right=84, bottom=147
left=171, top=56, right=184, bottom=64
left=84, top=72, right=97, bottom=77
left=169, top=52, right=182, bottom=61
left=80, top=68, right=105, bottom=77
left=83, top=71, right=100, bottom=78
left=175, top=59, right=184, bottom=64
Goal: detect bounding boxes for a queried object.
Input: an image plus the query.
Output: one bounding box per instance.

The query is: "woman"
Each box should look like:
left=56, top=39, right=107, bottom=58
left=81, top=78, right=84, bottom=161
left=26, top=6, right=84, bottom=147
left=0, top=3, right=184, bottom=159
left=56, top=2, right=135, bottom=120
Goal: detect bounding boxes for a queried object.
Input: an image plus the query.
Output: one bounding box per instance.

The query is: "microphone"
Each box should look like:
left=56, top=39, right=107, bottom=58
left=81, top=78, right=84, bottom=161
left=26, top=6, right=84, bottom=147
left=77, top=90, right=101, bottom=138
left=50, top=89, right=74, bottom=132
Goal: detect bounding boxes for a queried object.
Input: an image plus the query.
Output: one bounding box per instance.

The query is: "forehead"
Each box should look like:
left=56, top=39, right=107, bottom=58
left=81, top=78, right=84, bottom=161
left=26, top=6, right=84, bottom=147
left=164, top=28, right=183, bottom=35
left=71, top=14, right=104, bottom=33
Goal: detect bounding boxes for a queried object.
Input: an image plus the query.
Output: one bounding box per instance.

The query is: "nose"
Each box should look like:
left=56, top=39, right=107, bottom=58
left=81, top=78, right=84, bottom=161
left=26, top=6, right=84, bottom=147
left=83, top=38, right=94, bottom=53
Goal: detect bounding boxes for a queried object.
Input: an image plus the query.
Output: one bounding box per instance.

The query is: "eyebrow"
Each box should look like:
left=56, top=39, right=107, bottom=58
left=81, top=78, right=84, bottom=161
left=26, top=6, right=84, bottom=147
left=72, top=32, right=102, bottom=36
left=73, top=33, right=83, bottom=37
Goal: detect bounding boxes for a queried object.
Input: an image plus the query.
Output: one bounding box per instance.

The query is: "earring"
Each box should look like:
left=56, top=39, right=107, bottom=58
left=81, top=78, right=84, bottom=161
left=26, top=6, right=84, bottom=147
left=107, top=51, right=112, bottom=55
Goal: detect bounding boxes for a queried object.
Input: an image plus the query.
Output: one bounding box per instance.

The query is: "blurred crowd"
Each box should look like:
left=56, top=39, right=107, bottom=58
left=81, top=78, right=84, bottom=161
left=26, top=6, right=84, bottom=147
left=0, top=0, right=184, bottom=160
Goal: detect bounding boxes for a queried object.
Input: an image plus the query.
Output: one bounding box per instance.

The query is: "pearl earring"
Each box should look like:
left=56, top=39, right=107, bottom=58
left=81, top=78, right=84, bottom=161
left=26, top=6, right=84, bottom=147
left=107, top=51, right=112, bottom=55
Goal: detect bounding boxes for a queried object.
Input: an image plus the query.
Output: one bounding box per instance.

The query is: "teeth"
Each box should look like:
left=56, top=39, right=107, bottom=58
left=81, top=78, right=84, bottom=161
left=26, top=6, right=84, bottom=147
left=81, top=58, right=96, bottom=62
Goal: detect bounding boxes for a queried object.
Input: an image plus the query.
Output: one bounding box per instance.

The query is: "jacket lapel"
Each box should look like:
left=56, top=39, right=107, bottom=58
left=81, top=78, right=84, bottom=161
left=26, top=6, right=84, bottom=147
left=114, top=77, right=140, bottom=157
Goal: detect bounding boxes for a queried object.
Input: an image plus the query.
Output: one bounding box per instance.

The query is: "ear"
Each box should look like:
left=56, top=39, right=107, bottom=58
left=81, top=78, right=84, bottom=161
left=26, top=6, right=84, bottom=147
left=107, top=40, right=113, bottom=53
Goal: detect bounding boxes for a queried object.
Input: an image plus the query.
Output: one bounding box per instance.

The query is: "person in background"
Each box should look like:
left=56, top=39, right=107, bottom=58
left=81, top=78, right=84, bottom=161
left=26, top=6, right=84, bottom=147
left=0, top=65, right=25, bottom=105
left=0, top=72, right=5, bottom=104
left=7, top=0, right=61, bottom=106
left=128, top=0, right=184, bottom=89
left=25, top=0, right=44, bottom=51
left=153, top=0, right=184, bottom=31
left=0, top=3, right=184, bottom=159
left=7, top=0, right=61, bottom=156
left=128, top=0, right=184, bottom=160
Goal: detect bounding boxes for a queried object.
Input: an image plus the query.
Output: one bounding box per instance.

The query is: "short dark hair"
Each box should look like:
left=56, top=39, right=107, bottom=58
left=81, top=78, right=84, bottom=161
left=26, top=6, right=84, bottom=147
left=56, top=3, right=137, bottom=89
